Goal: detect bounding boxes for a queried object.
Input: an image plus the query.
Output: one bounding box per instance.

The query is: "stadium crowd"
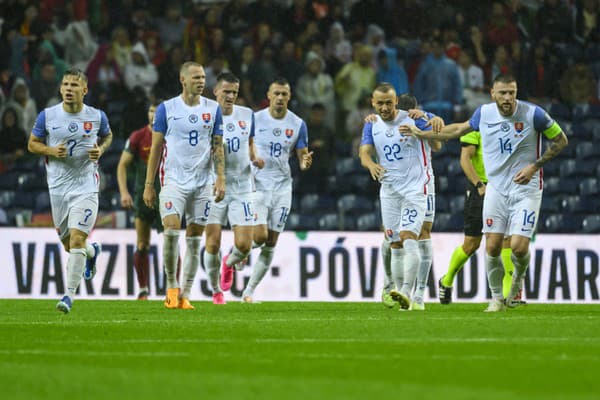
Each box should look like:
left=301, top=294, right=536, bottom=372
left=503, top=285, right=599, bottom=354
left=0, top=0, right=599, bottom=232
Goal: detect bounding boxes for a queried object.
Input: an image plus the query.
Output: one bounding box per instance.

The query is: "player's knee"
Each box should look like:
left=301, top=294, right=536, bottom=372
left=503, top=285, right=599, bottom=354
left=512, top=245, right=529, bottom=258
left=236, top=241, right=252, bottom=254
left=205, top=241, right=220, bottom=254
left=463, top=241, right=480, bottom=255
left=69, top=235, right=86, bottom=249
left=137, top=242, right=150, bottom=251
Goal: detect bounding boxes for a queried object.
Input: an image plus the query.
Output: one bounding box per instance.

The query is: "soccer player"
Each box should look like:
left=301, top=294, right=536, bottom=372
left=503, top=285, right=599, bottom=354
left=143, top=61, right=225, bottom=310
left=359, top=83, right=429, bottom=310
left=438, top=130, right=516, bottom=304
left=401, top=73, right=568, bottom=312
left=28, top=68, right=113, bottom=313
left=117, top=101, right=163, bottom=300
left=203, top=72, right=264, bottom=304
left=377, top=95, right=443, bottom=310
left=238, top=78, right=313, bottom=303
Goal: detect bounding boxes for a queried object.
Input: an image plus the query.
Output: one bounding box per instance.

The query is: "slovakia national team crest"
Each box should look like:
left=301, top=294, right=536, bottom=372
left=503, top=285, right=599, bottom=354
left=165, top=201, right=173, bottom=210
left=486, top=218, right=493, bottom=227
left=83, top=121, right=93, bottom=133
left=514, top=122, right=524, bottom=133
left=202, top=113, right=211, bottom=123
left=238, top=120, right=246, bottom=129
left=285, top=129, right=294, bottom=138
left=385, top=228, right=394, bottom=239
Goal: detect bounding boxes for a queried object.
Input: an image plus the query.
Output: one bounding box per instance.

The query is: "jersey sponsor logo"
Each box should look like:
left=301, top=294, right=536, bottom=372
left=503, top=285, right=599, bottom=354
left=165, top=201, right=173, bottom=210
left=68, top=122, right=78, bottom=133
left=201, top=113, right=210, bottom=123
left=226, top=123, right=235, bottom=132
left=190, top=114, right=199, bottom=124
left=514, top=122, right=523, bottom=133
left=83, top=121, right=93, bottom=133
left=285, top=129, right=294, bottom=138
left=273, top=128, right=282, bottom=136
left=486, top=218, right=493, bottom=227
left=238, top=120, right=247, bottom=129
left=501, top=122, right=510, bottom=132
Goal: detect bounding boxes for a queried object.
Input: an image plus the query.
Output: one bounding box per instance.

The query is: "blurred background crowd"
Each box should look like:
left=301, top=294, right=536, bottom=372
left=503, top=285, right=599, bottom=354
left=0, top=0, right=599, bottom=232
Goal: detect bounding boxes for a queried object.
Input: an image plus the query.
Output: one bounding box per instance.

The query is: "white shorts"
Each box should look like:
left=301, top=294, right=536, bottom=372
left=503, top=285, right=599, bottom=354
left=159, top=184, right=212, bottom=226
left=381, top=192, right=427, bottom=241
left=254, top=190, right=291, bottom=233
left=482, top=184, right=541, bottom=238
left=207, top=192, right=255, bottom=227
left=424, top=193, right=435, bottom=223
left=50, top=192, right=99, bottom=240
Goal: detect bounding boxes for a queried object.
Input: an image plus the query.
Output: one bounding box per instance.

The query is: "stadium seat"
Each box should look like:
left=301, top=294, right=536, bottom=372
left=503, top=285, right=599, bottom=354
left=562, top=195, right=598, bottom=214
left=436, top=175, right=449, bottom=193
left=13, top=191, right=36, bottom=209
left=286, top=213, right=318, bottom=231
left=0, top=171, right=19, bottom=190
left=543, top=214, right=564, bottom=233
left=434, top=212, right=462, bottom=232
left=579, top=178, right=599, bottom=196
left=318, top=213, right=340, bottom=230
left=435, top=196, right=449, bottom=212
left=300, top=193, right=336, bottom=214
left=327, top=175, right=353, bottom=194
left=34, top=191, right=51, bottom=212
left=337, top=194, right=373, bottom=215
left=335, top=157, right=362, bottom=176
left=540, top=195, right=561, bottom=213
left=449, top=195, right=465, bottom=212
left=549, top=103, right=572, bottom=120
left=0, top=191, right=16, bottom=208
left=560, top=159, right=596, bottom=178
left=356, top=212, right=380, bottom=231
left=18, top=173, right=47, bottom=191
left=582, top=215, right=600, bottom=233
left=575, top=142, right=600, bottom=160
left=446, top=160, right=464, bottom=177
left=543, top=177, right=577, bottom=195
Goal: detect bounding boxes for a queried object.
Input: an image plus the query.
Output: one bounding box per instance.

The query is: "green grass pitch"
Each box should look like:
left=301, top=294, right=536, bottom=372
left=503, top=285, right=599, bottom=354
left=1, top=300, right=599, bottom=400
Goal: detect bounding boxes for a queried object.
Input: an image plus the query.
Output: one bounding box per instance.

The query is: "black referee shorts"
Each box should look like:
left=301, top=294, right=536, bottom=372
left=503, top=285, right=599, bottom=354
left=463, top=181, right=484, bottom=237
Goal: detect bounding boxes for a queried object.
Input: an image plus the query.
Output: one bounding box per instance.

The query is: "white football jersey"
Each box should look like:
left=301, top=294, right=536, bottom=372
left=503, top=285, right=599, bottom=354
left=221, top=105, right=254, bottom=194
left=153, top=95, right=223, bottom=190
left=361, top=111, right=429, bottom=197
left=469, top=100, right=559, bottom=196
left=253, top=108, right=308, bottom=191
left=31, top=103, right=111, bottom=195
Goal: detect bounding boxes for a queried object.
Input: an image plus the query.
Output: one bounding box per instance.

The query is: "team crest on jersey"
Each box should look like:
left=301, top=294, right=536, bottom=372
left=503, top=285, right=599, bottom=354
left=285, top=129, right=294, bottom=138
left=238, top=120, right=247, bottom=129
left=189, top=114, right=199, bottom=124
left=273, top=128, right=282, bottom=136
left=201, top=113, right=211, bottom=123
left=501, top=122, right=510, bottom=132
left=385, top=129, right=394, bottom=137
left=68, top=122, right=78, bottom=133
left=83, top=121, right=93, bottom=133
left=486, top=218, right=493, bottom=227
left=165, top=201, right=173, bottom=210
left=514, top=122, right=524, bottom=133
left=226, top=123, right=235, bottom=132
left=385, top=228, right=393, bottom=238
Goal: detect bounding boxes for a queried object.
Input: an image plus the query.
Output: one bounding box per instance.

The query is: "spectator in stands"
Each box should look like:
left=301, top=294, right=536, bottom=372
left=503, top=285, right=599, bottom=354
left=284, top=0, right=316, bottom=39
left=142, top=31, right=167, bottom=67
left=33, top=26, right=68, bottom=82
left=156, top=3, right=186, bottom=51
left=296, top=51, right=335, bottom=129
left=576, top=0, right=600, bottom=41
left=376, top=48, right=408, bottom=96
left=413, top=37, right=462, bottom=122
left=5, top=77, right=37, bottom=132
left=0, top=106, right=27, bottom=172
left=457, top=50, right=487, bottom=115
left=31, top=62, right=59, bottom=112
left=242, top=46, right=279, bottom=110
left=365, top=24, right=387, bottom=67
left=156, top=45, right=184, bottom=99
left=276, top=40, right=304, bottom=89
left=304, top=103, right=334, bottom=178
left=325, top=22, right=352, bottom=75
left=485, top=2, right=520, bottom=58
left=335, top=44, right=376, bottom=119
left=86, top=44, right=123, bottom=90
left=61, top=21, right=98, bottom=72
left=110, top=26, right=132, bottom=72
left=345, top=91, right=373, bottom=155
left=560, top=61, right=597, bottom=106
left=488, top=45, right=514, bottom=86
left=124, top=42, right=158, bottom=98
left=535, top=0, right=573, bottom=44
left=205, top=55, right=229, bottom=97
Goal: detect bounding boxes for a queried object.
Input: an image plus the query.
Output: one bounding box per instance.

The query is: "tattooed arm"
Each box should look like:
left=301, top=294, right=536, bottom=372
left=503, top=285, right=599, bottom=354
left=212, top=134, right=226, bottom=202
left=513, top=132, right=568, bottom=185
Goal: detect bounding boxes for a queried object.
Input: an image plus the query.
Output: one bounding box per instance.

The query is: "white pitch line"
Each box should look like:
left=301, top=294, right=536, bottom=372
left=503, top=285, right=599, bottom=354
left=0, top=349, right=188, bottom=357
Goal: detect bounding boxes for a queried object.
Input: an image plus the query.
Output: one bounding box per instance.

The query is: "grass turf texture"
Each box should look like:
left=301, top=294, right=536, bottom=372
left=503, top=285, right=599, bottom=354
left=1, top=301, right=599, bottom=400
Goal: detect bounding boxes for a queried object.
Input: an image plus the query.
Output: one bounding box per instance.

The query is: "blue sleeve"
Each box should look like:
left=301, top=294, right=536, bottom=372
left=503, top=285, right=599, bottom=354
left=31, top=111, right=47, bottom=138
left=415, top=118, right=432, bottom=131
left=213, top=106, right=223, bottom=136
left=152, top=103, right=167, bottom=134
left=468, top=106, right=482, bottom=131
left=533, top=106, right=554, bottom=132
left=295, top=121, right=308, bottom=149
left=249, top=113, right=255, bottom=138
left=360, top=122, right=374, bottom=145
left=424, top=111, right=436, bottom=120
left=98, top=111, right=110, bottom=137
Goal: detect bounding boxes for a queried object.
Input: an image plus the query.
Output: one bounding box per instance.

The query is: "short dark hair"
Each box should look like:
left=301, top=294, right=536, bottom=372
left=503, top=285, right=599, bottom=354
left=271, top=77, right=290, bottom=87
left=373, top=82, right=396, bottom=94
left=493, top=73, right=516, bottom=85
left=398, top=94, right=418, bottom=110
left=63, top=68, right=88, bottom=83
left=216, top=72, right=240, bottom=84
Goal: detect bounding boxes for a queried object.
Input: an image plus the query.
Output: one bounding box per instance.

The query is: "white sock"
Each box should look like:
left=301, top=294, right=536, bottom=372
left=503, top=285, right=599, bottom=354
left=203, top=250, right=221, bottom=294
left=226, top=246, right=249, bottom=267
left=163, top=230, right=180, bottom=289
left=381, top=239, right=394, bottom=291
left=252, top=241, right=263, bottom=249
left=390, top=248, right=404, bottom=293
left=413, top=239, right=433, bottom=300
left=401, top=239, right=421, bottom=299
left=246, top=245, right=274, bottom=292
left=511, top=251, right=530, bottom=280
left=181, top=236, right=201, bottom=298
left=85, top=243, right=95, bottom=259
left=65, top=248, right=87, bottom=298
left=485, top=253, right=504, bottom=299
